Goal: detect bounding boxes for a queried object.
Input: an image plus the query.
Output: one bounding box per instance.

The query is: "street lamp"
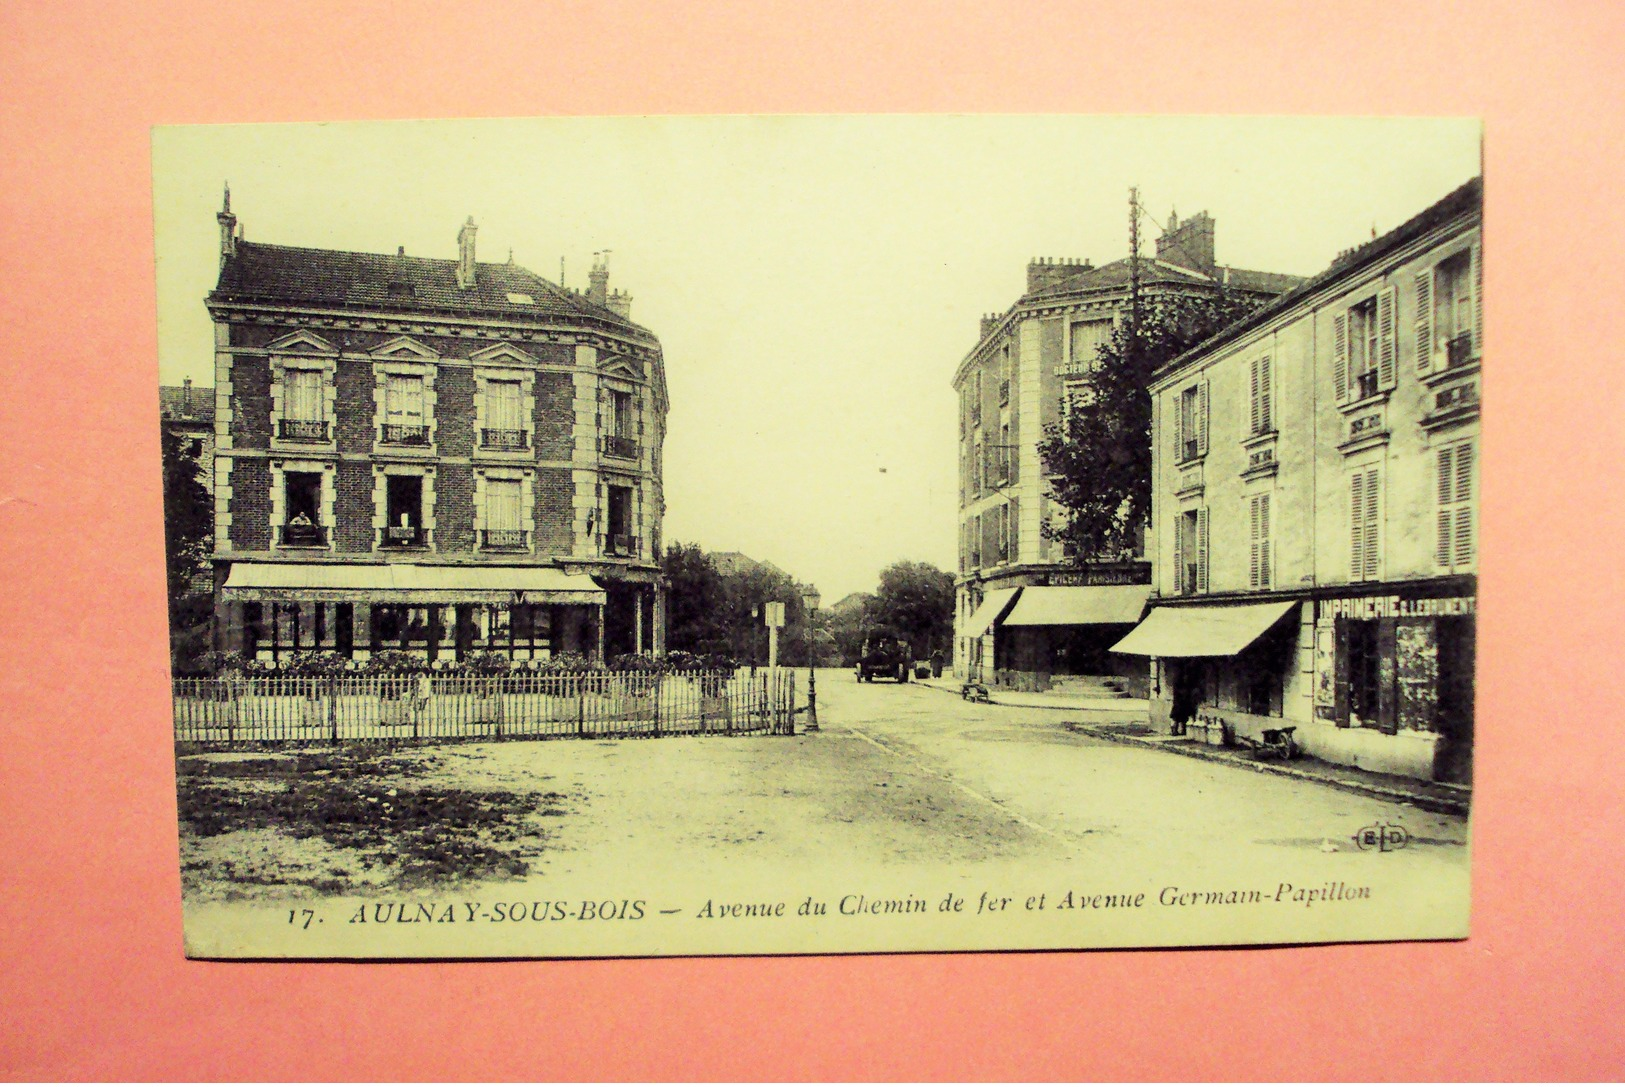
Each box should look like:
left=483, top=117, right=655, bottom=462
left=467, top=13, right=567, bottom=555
left=800, top=588, right=820, bottom=731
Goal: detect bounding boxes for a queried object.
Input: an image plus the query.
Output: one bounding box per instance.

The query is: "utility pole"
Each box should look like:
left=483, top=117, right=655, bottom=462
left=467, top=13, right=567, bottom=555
left=1128, top=185, right=1143, bottom=334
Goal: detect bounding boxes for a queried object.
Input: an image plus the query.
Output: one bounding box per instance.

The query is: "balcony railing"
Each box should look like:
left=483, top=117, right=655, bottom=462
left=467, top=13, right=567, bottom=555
left=480, top=428, right=529, bottom=451
left=1446, top=333, right=1474, bottom=369
left=278, top=419, right=329, bottom=442
left=1355, top=370, right=1379, bottom=399
left=602, top=434, right=639, bottom=460
left=607, top=533, right=639, bottom=557
left=481, top=528, right=530, bottom=551
left=278, top=522, right=328, bottom=547
left=381, top=423, right=430, bottom=446
left=1183, top=438, right=1200, bottom=462
left=379, top=525, right=428, bottom=549
left=1185, top=562, right=1200, bottom=594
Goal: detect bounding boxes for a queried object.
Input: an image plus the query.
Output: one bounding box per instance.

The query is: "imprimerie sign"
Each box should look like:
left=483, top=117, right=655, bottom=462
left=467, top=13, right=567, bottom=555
left=1320, top=595, right=1476, bottom=620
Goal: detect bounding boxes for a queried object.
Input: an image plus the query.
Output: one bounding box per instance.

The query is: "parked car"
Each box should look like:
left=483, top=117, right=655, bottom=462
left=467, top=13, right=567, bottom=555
left=856, top=631, right=912, bottom=683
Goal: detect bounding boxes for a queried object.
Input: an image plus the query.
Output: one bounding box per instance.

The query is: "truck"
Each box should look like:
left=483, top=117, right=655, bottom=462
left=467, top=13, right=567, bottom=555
left=855, top=630, right=912, bottom=683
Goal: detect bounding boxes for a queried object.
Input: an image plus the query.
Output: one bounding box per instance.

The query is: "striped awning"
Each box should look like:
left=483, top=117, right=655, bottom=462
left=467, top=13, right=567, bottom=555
left=222, top=563, right=606, bottom=605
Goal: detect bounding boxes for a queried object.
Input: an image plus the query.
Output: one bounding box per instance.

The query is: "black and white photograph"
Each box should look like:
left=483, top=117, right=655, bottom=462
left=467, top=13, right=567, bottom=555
left=155, top=115, right=1481, bottom=959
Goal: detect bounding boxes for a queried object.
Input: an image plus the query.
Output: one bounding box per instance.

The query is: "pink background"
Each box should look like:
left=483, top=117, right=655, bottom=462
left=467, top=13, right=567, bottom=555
left=2, top=1, right=1622, bottom=1079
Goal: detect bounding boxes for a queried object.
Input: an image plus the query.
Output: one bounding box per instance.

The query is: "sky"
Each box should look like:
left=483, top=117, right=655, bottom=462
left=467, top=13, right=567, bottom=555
left=153, top=116, right=1481, bottom=603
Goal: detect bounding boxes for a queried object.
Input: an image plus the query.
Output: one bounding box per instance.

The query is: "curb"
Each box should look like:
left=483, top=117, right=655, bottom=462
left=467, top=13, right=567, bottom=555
left=915, top=679, right=1146, bottom=714
left=1063, top=722, right=1471, bottom=817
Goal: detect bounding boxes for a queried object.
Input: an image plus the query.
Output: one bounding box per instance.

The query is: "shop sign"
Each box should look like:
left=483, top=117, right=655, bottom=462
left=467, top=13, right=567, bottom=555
left=1319, top=594, right=1475, bottom=621
left=1048, top=568, right=1142, bottom=587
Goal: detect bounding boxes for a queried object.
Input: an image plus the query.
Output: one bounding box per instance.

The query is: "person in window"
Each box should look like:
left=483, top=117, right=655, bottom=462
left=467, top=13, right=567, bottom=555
left=289, top=511, right=313, bottom=527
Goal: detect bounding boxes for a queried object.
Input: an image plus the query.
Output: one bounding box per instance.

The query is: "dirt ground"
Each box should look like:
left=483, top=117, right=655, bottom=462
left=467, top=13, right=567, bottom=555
left=175, top=725, right=1052, bottom=902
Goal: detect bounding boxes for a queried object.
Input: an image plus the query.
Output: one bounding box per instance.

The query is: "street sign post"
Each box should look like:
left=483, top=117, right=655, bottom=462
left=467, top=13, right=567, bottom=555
left=764, top=601, right=785, bottom=668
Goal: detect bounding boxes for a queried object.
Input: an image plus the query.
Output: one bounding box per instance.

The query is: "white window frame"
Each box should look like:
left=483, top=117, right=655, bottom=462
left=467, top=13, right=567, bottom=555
left=473, top=467, right=535, bottom=553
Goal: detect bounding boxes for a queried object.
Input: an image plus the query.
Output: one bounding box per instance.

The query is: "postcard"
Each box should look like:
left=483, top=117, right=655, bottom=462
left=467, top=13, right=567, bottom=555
left=155, top=115, right=1479, bottom=958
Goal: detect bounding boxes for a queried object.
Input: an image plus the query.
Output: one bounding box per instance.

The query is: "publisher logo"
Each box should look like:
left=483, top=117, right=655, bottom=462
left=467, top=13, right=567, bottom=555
left=1353, top=822, right=1410, bottom=852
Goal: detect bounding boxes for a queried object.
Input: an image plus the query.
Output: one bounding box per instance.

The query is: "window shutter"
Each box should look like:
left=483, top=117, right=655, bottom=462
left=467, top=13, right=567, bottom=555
left=1350, top=471, right=1366, bottom=579
left=1259, top=494, right=1271, bottom=587
left=1455, top=442, right=1474, bottom=567
left=1196, top=506, right=1209, bottom=594
left=1259, top=355, right=1272, bottom=433
left=1248, top=497, right=1260, bottom=588
left=1248, top=358, right=1261, bottom=437
left=1471, top=242, right=1483, bottom=356
left=1332, top=310, right=1349, bottom=402
left=1415, top=268, right=1434, bottom=373
left=1173, top=514, right=1185, bottom=594
left=1436, top=446, right=1455, bottom=568
left=1363, top=468, right=1381, bottom=580
left=1196, top=378, right=1209, bottom=456
left=1377, top=286, right=1397, bottom=391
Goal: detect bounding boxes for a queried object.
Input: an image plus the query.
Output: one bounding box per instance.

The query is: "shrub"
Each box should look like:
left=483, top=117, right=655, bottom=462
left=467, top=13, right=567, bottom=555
left=282, top=650, right=351, bottom=676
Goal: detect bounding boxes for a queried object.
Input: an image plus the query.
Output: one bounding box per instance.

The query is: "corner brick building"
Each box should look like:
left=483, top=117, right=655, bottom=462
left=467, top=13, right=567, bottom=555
left=206, top=191, right=667, bottom=664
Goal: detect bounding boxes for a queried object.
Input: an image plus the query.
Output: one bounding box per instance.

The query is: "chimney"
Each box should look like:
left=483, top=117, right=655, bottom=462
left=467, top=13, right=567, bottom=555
left=216, top=183, right=237, bottom=264
left=1155, top=209, right=1216, bottom=275
left=588, top=251, right=610, bottom=305
left=980, top=313, right=1001, bottom=340
left=607, top=289, right=633, bottom=320
left=1025, top=256, right=1092, bottom=294
left=182, top=377, right=193, bottom=417
left=456, top=217, right=477, bottom=289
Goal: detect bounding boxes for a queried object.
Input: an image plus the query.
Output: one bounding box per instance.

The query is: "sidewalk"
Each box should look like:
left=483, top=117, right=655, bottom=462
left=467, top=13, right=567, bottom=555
left=916, top=674, right=1150, bottom=713
left=916, top=675, right=1470, bottom=816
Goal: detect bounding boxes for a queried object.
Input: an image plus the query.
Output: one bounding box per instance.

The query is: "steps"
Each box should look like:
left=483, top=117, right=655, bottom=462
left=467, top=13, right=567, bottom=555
left=1044, top=674, right=1134, bottom=700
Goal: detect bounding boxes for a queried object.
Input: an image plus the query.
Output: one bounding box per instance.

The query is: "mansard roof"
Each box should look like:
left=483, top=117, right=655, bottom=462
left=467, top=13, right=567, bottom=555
left=210, top=241, right=647, bottom=335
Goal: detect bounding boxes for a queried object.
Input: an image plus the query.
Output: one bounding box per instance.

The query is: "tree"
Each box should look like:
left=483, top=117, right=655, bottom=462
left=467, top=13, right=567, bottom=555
left=161, top=422, right=213, bottom=670
left=662, top=545, right=821, bottom=665
left=661, top=542, right=730, bottom=656
left=825, top=594, right=876, bottom=666
left=869, top=561, right=954, bottom=660
left=1039, top=290, right=1265, bottom=560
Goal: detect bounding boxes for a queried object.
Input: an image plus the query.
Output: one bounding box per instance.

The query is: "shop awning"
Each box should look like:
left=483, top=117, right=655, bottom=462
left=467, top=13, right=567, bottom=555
left=222, top=563, right=607, bottom=605
left=962, top=587, right=1020, bottom=638
left=1111, top=600, right=1300, bottom=657
left=1001, top=584, right=1152, bottom=627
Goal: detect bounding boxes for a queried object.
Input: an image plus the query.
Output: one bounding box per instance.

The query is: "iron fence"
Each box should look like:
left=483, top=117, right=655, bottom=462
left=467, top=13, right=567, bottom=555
left=173, top=669, right=797, bottom=746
